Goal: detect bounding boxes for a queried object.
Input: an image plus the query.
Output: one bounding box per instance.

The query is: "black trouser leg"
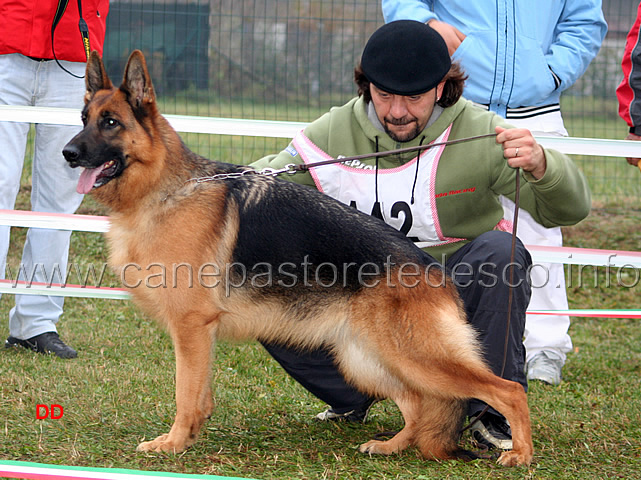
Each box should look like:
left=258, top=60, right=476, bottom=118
left=261, top=342, right=372, bottom=413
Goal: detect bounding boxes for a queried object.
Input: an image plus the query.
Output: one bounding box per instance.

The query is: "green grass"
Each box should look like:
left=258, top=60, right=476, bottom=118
left=2, top=233, right=641, bottom=480
left=2, top=202, right=641, bottom=479
left=2, top=105, right=641, bottom=479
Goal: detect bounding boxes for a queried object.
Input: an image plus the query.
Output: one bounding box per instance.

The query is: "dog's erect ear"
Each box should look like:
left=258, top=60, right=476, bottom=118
left=122, top=50, right=156, bottom=108
left=85, top=51, right=112, bottom=103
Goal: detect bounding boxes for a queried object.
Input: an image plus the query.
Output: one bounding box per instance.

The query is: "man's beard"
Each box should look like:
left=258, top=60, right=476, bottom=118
left=383, top=117, right=422, bottom=142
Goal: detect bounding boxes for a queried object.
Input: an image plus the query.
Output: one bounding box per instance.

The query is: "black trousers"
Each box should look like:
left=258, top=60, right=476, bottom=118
left=262, top=231, right=531, bottom=418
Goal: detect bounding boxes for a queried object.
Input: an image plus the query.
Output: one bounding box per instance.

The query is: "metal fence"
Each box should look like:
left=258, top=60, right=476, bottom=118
left=36, top=1, right=641, bottom=204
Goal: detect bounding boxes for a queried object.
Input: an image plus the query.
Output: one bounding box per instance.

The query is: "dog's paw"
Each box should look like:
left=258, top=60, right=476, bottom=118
left=137, top=434, right=186, bottom=454
left=496, top=449, right=532, bottom=467
left=358, top=440, right=397, bottom=456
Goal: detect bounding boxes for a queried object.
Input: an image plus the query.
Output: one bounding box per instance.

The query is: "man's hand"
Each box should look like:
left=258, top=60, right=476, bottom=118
left=495, top=126, right=547, bottom=180
left=428, top=19, right=466, bottom=55
left=624, top=132, right=641, bottom=167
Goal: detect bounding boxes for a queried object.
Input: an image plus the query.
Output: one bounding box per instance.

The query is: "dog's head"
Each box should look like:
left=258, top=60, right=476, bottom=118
left=63, top=50, right=164, bottom=206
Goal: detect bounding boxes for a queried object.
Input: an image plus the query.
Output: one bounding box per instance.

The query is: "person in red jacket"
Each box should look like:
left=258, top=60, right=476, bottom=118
left=0, top=0, right=109, bottom=358
left=617, top=2, right=641, bottom=167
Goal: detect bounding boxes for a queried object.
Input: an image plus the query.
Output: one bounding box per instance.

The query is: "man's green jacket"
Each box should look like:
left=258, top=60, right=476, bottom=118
left=252, top=96, right=591, bottom=259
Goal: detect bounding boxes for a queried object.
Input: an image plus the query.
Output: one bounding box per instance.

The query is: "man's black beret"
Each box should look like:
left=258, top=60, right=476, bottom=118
left=361, top=20, right=452, bottom=96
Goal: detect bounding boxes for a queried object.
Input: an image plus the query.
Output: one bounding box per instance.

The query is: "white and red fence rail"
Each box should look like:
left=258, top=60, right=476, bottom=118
left=2, top=105, right=641, bottom=318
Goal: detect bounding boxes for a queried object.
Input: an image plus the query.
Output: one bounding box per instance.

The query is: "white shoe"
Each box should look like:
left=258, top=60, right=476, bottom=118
left=527, top=351, right=563, bottom=386
left=315, top=399, right=378, bottom=423
left=469, top=413, right=513, bottom=450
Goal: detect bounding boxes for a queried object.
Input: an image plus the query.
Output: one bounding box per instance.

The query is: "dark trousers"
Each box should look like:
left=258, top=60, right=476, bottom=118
left=262, top=231, right=531, bottom=417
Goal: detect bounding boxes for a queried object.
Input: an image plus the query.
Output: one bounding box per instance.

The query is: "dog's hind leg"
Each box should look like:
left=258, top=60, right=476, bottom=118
left=359, top=391, right=422, bottom=456
left=387, top=327, right=532, bottom=466
left=386, top=356, right=532, bottom=466
left=358, top=391, right=468, bottom=461
left=456, top=373, right=533, bottom=467
left=348, top=284, right=532, bottom=465
left=137, top=312, right=217, bottom=453
left=412, top=396, right=468, bottom=460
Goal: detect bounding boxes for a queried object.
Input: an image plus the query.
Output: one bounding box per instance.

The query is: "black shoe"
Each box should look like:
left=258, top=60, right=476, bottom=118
left=315, top=398, right=378, bottom=423
left=469, top=413, right=513, bottom=450
left=5, top=332, right=77, bottom=359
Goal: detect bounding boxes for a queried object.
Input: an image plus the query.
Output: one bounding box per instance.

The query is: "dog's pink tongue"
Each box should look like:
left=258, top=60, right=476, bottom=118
left=77, top=167, right=102, bottom=194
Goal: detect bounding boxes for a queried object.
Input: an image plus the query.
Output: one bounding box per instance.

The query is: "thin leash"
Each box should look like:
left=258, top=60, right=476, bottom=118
left=184, top=132, right=498, bottom=183
left=287, top=132, right=498, bottom=172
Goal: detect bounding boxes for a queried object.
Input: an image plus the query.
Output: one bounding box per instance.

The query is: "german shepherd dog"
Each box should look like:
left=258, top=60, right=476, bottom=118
left=63, top=50, right=533, bottom=467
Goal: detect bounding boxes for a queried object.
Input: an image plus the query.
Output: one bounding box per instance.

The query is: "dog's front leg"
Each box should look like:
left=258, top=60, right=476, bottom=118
left=137, top=313, right=217, bottom=453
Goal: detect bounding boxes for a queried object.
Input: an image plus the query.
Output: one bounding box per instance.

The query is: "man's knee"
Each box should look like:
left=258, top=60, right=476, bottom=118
left=450, top=231, right=532, bottom=295
left=474, top=231, right=532, bottom=269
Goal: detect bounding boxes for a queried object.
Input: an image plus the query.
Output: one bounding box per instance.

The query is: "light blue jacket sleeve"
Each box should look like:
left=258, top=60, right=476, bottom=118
left=382, top=0, right=436, bottom=24
left=545, top=1, right=608, bottom=91
left=382, top=0, right=607, bottom=110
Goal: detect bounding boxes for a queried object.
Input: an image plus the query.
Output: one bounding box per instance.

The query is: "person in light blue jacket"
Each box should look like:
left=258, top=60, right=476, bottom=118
left=382, top=1, right=607, bottom=123
left=381, top=1, right=606, bottom=401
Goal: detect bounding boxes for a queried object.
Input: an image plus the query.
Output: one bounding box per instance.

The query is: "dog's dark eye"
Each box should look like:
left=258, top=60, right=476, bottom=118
left=102, top=118, right=119, bottom=129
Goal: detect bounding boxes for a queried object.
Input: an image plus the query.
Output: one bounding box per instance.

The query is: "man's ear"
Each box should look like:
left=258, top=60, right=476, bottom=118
left=436, top=81, right=446, bottom=102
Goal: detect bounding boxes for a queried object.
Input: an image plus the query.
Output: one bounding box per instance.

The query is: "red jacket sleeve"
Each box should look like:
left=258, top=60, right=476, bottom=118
left=617, top=2, right=641, bottom=135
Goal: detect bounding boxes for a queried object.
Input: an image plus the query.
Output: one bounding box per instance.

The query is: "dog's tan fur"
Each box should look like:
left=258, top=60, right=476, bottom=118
left=63, top=50, right=533, bottom=466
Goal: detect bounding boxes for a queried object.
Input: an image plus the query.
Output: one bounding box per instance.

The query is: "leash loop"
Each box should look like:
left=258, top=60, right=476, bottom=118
left=52, top=0, right=91, bottom=79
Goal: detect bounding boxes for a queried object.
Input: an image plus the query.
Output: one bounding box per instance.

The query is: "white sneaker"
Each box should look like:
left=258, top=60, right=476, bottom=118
left=469, top=413, right=513, bottom=450
left=527, top=351, right=563, bottom=386
left=315, top=399, right=378, bottom=423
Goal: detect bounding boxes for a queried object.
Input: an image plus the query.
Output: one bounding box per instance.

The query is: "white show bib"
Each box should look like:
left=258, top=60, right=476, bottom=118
left=293, top=127, right=465, bottom=249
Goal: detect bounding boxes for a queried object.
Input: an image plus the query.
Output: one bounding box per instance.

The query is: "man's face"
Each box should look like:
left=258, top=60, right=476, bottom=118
left=370, top=83, right=445, bottom=142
